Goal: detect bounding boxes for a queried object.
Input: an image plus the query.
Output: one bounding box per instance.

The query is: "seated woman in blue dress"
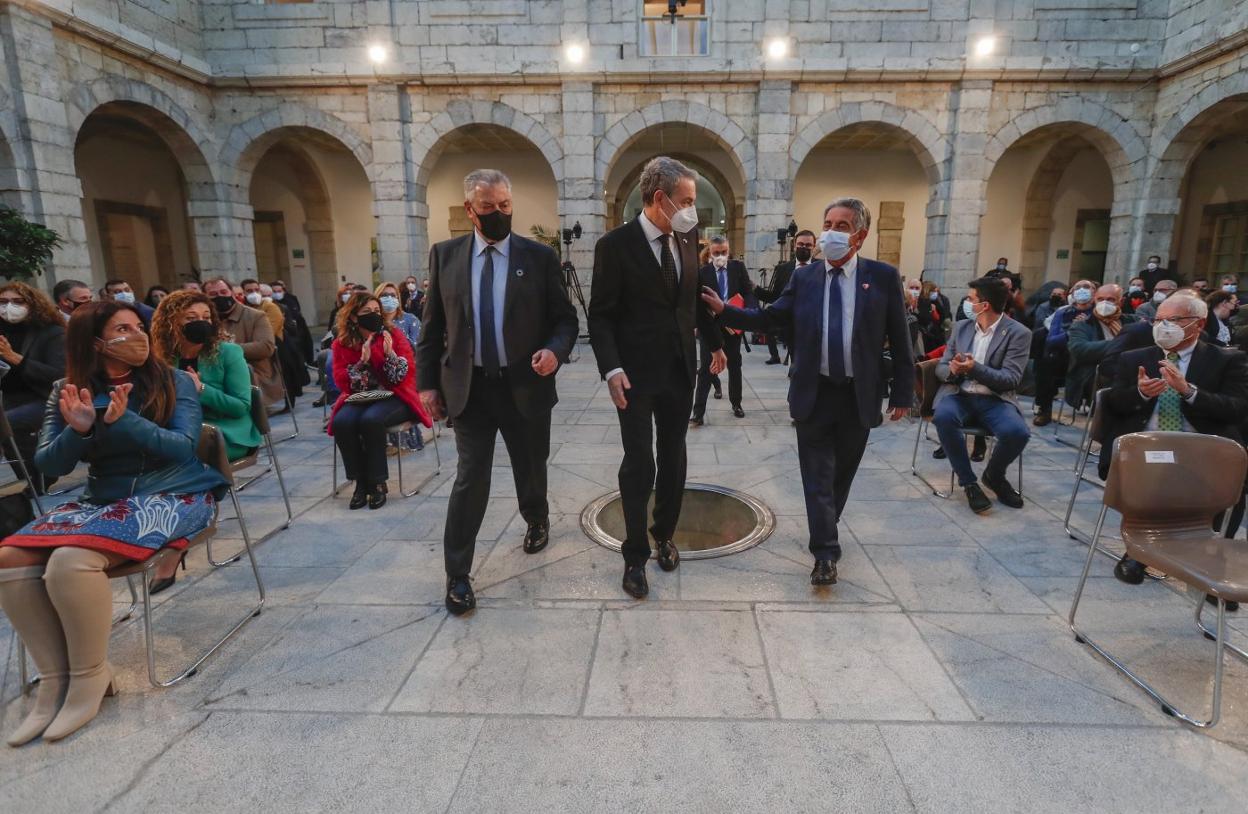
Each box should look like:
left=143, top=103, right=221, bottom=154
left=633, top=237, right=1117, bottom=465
left=0, top=301, right=225, bottom=746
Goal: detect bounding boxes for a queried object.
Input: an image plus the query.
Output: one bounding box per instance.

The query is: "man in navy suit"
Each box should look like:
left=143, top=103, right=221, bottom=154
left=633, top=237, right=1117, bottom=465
left=692, top=235, right=755, bottom=424
left=702, top=198, right=914, bottom=586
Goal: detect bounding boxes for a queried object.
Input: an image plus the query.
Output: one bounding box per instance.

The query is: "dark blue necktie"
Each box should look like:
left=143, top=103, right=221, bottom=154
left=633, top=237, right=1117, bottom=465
left=480, top=245, right=500, bottom=376
left=826, top=266, right=845, bottom=380
left=718, top=268, right=727, bottom=299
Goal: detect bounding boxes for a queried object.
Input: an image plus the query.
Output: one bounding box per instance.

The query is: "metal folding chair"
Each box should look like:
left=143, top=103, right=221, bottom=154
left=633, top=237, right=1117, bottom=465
left=267, top=353, right=300, bottom=443
left=1063, top=387, right=1117, bottom=552
left=1069, top=431, right=1248, bottom=728
left=208, top=387, right=294, bottom=566
left=332, top=419, right=442, bottom=498
left=909, top=359, right=1023, bottom=499
left=104, top=423, right=266, bottom=687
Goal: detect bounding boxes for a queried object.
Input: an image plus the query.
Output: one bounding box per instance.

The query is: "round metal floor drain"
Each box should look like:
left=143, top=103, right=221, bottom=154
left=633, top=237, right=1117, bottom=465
left=580, top=483, right=775, bottom=560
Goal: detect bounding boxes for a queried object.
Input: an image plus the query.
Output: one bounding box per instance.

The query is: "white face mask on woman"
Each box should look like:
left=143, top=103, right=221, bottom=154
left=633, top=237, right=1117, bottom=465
left=0, top=303, right=29, bottom=324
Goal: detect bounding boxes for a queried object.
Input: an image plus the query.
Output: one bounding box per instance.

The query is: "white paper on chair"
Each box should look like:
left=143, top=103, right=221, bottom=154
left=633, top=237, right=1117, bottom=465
left=1144, top=451, right=1176, bottom=464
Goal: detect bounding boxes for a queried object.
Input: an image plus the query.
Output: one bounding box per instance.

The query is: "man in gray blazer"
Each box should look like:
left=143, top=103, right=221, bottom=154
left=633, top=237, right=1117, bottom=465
left=932, top=276, right=1032, bottom=514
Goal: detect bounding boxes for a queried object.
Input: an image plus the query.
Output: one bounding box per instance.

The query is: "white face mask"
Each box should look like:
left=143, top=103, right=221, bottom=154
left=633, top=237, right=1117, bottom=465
left=0, top=303, right=29, bottom=324
left=113, top=290, right=135, bottom=304
left=1146, top=262, right=1159, bottom=270
left=667, top=203, right=698, bottom=233
left=272, top=291, right=285, bottom=301
left=1094, top=300, right=1118, bottom=318
left=1223, top=284, right=1237, bottom=293
left=929, top=292, right=939, bottom=301
left=1153, top=319, right=1187, bottom=350
left=1153, top=291, right=1169, bottom=303
left=819, top=230, right=852, bottom=264
left=906, top=288, right=920, bottom=298
left=406, top=282, right=417, bottom=292
left=1071, top=288, right=1093, bottom=305
left=711, top=254, right=728, bottom=270
left=1128, top=285, right=1142, bottom=293
left=342, top=293, right=352, bottom=303
left=379, top=295, right=400, bottom=313
left=962, top=299, right=979, bottom=319
left=245, top=292, right=262, bottom=306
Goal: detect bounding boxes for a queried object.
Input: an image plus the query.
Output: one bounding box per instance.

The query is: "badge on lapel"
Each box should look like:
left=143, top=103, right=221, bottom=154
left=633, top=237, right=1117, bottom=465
left=862, top=283, right=870, bottom=291
left=515, top=269, right=525, bottom=278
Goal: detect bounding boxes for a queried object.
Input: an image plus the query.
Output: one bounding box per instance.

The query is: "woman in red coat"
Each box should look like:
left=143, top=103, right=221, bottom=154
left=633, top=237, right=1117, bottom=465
left=329, top=292, right=431, bottom=510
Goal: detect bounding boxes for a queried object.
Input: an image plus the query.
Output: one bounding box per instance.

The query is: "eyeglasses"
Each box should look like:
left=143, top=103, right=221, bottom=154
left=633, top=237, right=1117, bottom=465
left=0, top=297, right=26, bottom=306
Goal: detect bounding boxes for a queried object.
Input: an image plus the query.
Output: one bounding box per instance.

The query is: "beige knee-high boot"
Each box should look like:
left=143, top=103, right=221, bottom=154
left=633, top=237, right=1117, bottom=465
left=0, top=565, right=69, bottom=747
left=41, top=547, right=117, bottom=742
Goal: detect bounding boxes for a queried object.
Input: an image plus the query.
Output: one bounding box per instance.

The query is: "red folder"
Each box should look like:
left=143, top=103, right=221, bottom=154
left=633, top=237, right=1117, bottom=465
left=725, top=294, right=745, bottom=334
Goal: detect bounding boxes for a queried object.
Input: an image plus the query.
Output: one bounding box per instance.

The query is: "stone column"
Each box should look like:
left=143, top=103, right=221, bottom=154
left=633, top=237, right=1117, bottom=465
left=368, top=84, right=423, bottom=279
left=0, top=5, right=90, bottom=284
left=745, top=79, right=791, bottom=272
left=558, top=80, right=601, bottom=308
left=930, top=80, right=993, bottom=290
left=191, top=199, right=257, bottom=282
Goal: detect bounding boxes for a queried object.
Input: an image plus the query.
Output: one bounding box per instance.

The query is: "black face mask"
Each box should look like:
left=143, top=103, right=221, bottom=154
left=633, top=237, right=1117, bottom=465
left=1049, top=295, right=1064, bottom=307
left=473, top=208, right=512, bottom=242
left=212, top=295, right=236, bottom=316
left=181, top=320, right=215, bottom=344
left=794, top=247, right=812, bottom=263
left=357, top=312, right=385, bottom=334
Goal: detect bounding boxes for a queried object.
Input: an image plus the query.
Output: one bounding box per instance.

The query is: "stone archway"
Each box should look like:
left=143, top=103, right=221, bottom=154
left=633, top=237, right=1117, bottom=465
left=609, top=151, right=744, bottom=255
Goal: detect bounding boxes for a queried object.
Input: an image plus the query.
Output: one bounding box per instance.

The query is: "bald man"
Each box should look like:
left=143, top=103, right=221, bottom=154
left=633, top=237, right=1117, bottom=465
left=1065, top=283, right=1139, bottom=409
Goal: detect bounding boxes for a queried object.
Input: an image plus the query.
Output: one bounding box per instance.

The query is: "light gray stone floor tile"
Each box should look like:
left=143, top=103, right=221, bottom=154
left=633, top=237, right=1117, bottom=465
left=867, top=545, right=1053, bottom=614
left=757, top=610, right=974, bottom=721
left=583, top=609, right=775, bottom=718
left=316, top=539, right=450, bottom=605
left=448, top=718, right=912, bottom=814
left=881, top=723, right=1248, bottom=813
left=391, top=608, right=599, bottom=714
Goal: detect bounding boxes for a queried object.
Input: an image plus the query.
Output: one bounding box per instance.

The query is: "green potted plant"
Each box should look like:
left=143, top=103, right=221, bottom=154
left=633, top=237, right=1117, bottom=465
left=0, top=207, right=62, bottom=281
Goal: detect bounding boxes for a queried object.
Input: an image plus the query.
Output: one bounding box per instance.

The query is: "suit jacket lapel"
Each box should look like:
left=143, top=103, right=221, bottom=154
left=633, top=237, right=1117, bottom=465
left=851, top=260, right=870, bottom=354
left=985, top=317, right=1010, bottom=362
left=677, top=230, right=697, bottom=306
left=452, top=235, right=474, bottom=323
left=1186, top=341, right=1212, bottom=386
left=502, top=237, right=523, bottom=322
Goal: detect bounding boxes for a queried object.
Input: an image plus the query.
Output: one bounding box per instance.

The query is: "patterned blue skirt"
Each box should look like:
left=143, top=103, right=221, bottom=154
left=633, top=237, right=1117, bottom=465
left=2, top=492, right=217, bottom=561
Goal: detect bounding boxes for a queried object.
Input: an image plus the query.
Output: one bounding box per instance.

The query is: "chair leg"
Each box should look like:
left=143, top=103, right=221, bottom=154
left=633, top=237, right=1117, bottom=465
left=207, top=489, right=249, bottom=566
left=397, top=424, right=441, bottom=498
left=910, top=418, right=954, bottom=499
left=1070, top=505, right=1226, bottom=728
left=267, top=433, right=293, bottom=528
left=1195, top=598, right=1248, bottom=663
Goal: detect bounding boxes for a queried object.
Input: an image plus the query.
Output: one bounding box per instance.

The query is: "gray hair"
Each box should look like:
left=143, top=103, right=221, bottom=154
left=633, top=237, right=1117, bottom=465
left=640, top=156, right=696, bottom=205
left=1165, top=291, right=1208, bottom=319
left=823, top=197, right=872, bottom=233
left=708, top=235, right=729, bottom=247
left=463, top=168, right=511, bottom=199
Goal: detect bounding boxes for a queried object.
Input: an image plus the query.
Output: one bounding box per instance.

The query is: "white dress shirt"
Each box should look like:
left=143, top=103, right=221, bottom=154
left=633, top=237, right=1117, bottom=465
left=959, top=313, right=1004, bottom=396
left=606, top=211, right=682, bottom=383
left=820, top=254, right=858, bottom=378
left=471, top=231, right=510, bottom=369
left=1144, top=343, right=1198, bottom=432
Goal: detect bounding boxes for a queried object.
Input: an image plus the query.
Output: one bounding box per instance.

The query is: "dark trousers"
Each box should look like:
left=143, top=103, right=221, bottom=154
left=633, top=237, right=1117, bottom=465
left=4, top=399, right=51, bottom=492
left=332, top=397, right=414, bottom=486
left=766, top=332, right=781, bottom=361
left=932, top=393, right=1030, bottom=487
left=694, top=331, right=743, bottom=414
left=1034, top=346, right=1067, bottom=413
left=616, top=360, right=694, bottom=566
left=444, top=370, right=551, bottom=577
left=795, top=379, right=871, bottom=562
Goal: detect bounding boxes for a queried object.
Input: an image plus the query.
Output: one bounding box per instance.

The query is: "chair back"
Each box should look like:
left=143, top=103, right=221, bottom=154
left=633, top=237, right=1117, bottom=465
left=1087, top=387, right=1110, bottom=444
left=196, top=423, right=235, bottom=487
left=249, top=386, right=271, bottom=435
left=916, top=359, right=941, bottom=418
left=1104, top=432, right=1246, bottom=532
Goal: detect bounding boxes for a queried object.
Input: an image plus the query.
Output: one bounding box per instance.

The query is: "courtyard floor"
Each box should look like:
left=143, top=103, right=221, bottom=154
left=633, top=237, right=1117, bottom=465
left=3, top=341, right=1247, bottom=812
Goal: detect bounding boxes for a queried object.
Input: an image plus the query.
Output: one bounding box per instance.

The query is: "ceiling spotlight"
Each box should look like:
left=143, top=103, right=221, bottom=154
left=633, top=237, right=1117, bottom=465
left=974, top=36, right=995, bottom=57
left=566, top=43, right=585, bottom=64
left=766, top=38, right=789, bottom=60
left=368, top=44, right=388, bottom=64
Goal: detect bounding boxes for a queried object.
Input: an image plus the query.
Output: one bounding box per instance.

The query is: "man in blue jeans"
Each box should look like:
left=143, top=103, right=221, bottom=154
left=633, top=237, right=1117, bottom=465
left=933, top=277, right=1032, bottom=514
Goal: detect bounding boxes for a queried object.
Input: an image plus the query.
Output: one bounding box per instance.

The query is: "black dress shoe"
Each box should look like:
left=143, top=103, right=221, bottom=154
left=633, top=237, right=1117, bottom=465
left=981, top=471, right=1023, bottom=509
left=523, top=520, right=549, bottom=554
left=367, top=483, right=387, bottom=510
left=689, top=414, right=704, bottom=427
left=713, top=387, right=723, bottom=400
left=445, top=576, right=476, bottom=615
left=732, top=406, right=745, bottom=418
left=656, top=539, right=680, bottom=572
left=965, top=483, right=993, bottom=514
left=1032, top=412, right=1052, bottom=427
left=932, top=445, right=947, bottom=460
left=970, top=437, right=987, bottom=462
left=810, top=559, right=837, bottom=586
left=348, top=482, right=369, bottom=510
left=765, top=357, right=782, bottom=365
left=148, top=552, right=188, bottom=596
left=1114, top=556, right=1146, bottom=585
left=1205, top=593, right=1240, bottom=612
left=622, top=564, right=649, bottom=599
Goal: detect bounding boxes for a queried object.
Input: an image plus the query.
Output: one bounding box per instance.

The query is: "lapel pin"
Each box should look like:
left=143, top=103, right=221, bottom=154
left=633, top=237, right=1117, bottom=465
left=862, top=283, right=870, bottom=290
left=515, top=269, right=524, bottom=278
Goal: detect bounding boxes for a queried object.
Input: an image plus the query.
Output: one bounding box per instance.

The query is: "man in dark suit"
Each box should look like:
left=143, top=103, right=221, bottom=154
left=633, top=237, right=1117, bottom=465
left=1138, top=254, right=1168, bottom=294
left=756, top=230, right=815, bottom=364
left=692, top=235, right=754, bottom=424
left=588, top=156, right=726, bottom=599
left=417, top=168, right=579, bottom=615
left=1101, top=293, right=1248, bottom=597
left=702, top=197, right=914, bottom=586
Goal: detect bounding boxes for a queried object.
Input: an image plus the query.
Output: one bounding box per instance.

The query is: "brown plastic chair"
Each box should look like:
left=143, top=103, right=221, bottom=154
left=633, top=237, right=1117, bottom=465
left=1068, top=430, right=1248, bottom=728
left=103, top=423, right=266, bottom=687
left=908, top=359, right=1023, bottom=499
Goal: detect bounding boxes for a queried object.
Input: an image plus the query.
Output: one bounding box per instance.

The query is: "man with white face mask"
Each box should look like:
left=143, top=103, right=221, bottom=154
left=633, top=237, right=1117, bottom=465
left=1033, top=279, right=1097, bottom=426
left=1133, top=278, right=1178, bottom=324
left=701, top=197, right=914, bottom=587
left=1138, top=254, right=1167, bottom=294
left=691, top=235, right=754, bottom=424
left=1065, top=284, right=1138, bottom=411
left=590, top=156, right=727, bottom=599
left=1100, top=293, right=1248, bottom=589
